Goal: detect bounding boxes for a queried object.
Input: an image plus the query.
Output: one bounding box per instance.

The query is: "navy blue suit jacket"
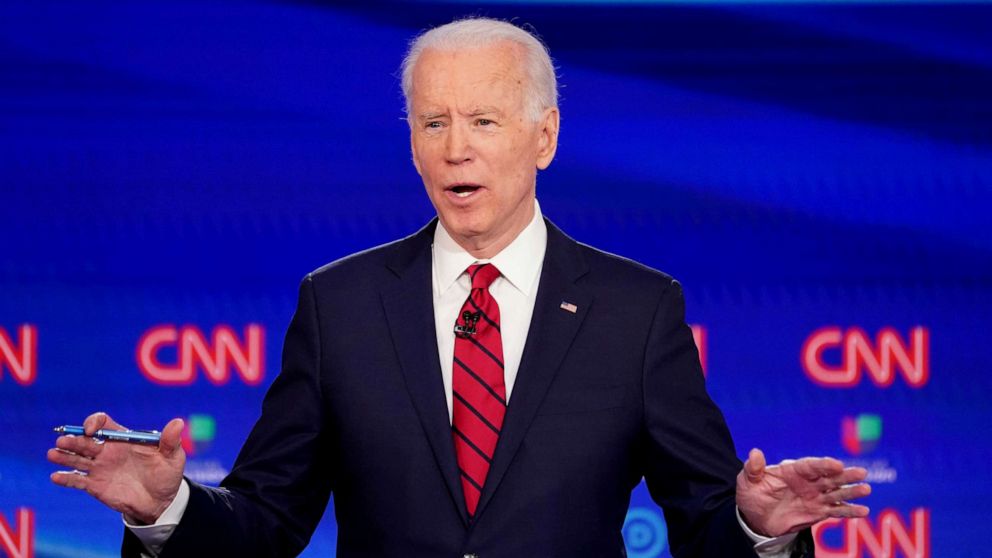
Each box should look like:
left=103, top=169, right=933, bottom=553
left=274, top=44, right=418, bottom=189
left=124, top=219, right=809, bottom=557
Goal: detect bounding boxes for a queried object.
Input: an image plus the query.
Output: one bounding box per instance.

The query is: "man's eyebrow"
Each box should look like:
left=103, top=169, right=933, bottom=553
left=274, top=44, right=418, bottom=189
left=418, top=111, right=448, bottom=120
left=466, top=107, right=502, bottom=117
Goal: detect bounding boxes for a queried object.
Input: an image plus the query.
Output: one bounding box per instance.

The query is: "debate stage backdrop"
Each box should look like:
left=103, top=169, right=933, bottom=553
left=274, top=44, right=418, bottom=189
left=2, top=1, right=991, bottom=557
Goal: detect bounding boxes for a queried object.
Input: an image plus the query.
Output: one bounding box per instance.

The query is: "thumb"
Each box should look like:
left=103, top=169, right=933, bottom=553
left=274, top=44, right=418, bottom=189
left=159, top=418, right=185, bottom=458
left=744, top=448, right=766, bottom=484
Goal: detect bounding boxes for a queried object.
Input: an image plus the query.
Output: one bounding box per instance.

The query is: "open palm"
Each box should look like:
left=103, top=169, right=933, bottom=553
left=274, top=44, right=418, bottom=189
left=736, top=448, right=871, bottom=537
left=48, top=412, right=186, bottom=525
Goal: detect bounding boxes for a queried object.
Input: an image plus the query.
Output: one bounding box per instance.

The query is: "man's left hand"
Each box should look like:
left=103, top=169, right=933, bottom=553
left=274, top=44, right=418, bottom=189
left=736, top=448, right=871, bottom=537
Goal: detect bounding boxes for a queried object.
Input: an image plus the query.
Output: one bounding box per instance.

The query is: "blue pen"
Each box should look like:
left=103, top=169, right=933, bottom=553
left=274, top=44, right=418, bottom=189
left=54, top=425, right=161, bottom=445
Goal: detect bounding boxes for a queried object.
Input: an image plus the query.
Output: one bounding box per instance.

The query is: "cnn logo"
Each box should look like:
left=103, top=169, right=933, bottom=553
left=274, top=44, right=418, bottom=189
left=802, top=327, right=929, bottom=388
left=137, top=324, right=265, bottom=386
left=814, top=508, right=930, bottom=558
left=0, top=325, right=36, bottom=386
left=0, top=508, right=34, bottom=558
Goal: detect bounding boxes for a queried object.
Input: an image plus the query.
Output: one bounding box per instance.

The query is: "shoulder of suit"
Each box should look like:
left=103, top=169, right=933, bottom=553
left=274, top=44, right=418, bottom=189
left=303, top=232, right=420, bottom=289
left=571, top=239, right=680, bottom=294
left=299, top=221, right=681, bottom=296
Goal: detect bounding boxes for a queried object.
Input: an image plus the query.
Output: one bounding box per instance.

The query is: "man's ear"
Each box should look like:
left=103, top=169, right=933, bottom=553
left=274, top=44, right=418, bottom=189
left=536, top=107, right=560, bottom=170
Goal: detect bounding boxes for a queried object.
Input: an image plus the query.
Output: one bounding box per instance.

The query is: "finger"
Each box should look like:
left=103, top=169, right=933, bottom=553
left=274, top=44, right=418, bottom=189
left=840, top=466, right=868, bottom=483
left=83, top=411, right=126, bottom=436
left=50, top=470, right=90, bottom=491
left=82, top=412, right=109, bottom=436
left=818, top=466, right=868, bottom=490
left=825, top=503, right=871, bottom=518
left=822, top=483, right=871, bottom=504
left=807, top=457, right=845, bottom=477
left=159, top=418, right=185, bottom=458
left=47, top=448, right=94, bottom=472
left=793, top=457, right=844, bottom=481
left=744, top=448, right=766, bottom=484
left=805, top=466, right=867, bottom=492
left=55, top=434, right=104, bottom=459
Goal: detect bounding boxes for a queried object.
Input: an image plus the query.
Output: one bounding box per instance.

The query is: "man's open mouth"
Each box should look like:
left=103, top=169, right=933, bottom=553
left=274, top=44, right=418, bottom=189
left=448, top=184, right=483, bottom=198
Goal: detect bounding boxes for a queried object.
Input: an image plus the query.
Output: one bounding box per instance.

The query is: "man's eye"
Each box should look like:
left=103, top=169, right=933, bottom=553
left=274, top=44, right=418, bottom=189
left=477, top=119, right=494, bottom=126
left=425, top=121, right=443, bottom=129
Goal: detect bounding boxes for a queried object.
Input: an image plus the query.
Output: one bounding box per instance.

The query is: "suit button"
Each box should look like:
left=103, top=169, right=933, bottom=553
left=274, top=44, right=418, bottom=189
left=463, top=554, right=479, bottom=558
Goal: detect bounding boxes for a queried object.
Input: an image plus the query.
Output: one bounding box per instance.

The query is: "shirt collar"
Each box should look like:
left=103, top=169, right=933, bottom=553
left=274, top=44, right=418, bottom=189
left=433, top=199, right=547, bottom=297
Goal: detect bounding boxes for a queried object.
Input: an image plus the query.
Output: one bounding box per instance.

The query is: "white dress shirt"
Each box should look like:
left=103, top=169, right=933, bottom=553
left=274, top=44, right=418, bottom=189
left=432, top=199, right=547, bottom=419
left=127, top=199, right=794, bottom=557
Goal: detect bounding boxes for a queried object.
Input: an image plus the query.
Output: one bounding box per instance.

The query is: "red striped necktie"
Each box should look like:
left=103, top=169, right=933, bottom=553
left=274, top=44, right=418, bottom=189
left=451, top=263, right=506, bottom=519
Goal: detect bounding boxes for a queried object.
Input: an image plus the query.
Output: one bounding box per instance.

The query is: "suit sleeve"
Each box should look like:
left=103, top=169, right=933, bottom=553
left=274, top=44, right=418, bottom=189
left=123, top=274, right=334, bottom=557
left=639, top=279, right=759, bottom=558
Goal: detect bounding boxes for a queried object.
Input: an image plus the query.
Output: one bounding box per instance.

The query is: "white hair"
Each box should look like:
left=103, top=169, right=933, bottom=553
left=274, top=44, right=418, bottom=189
left=401, top=17, right=558, bottom=123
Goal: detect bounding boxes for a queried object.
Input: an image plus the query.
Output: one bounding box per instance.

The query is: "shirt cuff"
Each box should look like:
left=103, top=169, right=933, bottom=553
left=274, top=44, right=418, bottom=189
left=736, top=506, right=799, bottom=558
left=122, top=479, right=190, bottom=557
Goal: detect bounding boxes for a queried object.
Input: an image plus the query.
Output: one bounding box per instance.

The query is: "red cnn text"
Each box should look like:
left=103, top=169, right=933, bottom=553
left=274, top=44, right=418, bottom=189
left=137, top=324, right=265, bottom=386
left=814, top=507, right=930, bottom=558
left=690, top=324, right=707, bottom=377
left=802, top=327, right=929, bottom=388
left=0, top=325, right=37, bottom=386
left=0, top=507, right=34, bottom=558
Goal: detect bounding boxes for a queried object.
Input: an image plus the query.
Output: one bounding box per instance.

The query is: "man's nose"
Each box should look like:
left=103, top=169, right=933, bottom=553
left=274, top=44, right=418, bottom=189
left=444, top=122, right=473, bottom=164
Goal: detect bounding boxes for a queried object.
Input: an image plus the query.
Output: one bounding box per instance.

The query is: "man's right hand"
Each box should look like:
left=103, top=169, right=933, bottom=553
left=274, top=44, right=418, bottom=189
left=47, top=412, right=186, bottom=525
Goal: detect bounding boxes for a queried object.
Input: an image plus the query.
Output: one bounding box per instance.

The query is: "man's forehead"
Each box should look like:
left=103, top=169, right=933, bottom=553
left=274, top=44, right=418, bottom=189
left=413, top=42, right=526, bottom=87
left=411, top=43, right=526, bottom=111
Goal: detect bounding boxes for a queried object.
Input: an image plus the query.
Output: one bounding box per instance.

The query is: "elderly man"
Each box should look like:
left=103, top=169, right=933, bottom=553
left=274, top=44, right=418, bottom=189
left=48, top=18, right=869, bottom=558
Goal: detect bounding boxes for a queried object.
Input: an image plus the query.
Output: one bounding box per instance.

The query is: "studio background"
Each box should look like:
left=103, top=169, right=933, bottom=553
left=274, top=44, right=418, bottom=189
left=2, top=1, right=990, bottom=556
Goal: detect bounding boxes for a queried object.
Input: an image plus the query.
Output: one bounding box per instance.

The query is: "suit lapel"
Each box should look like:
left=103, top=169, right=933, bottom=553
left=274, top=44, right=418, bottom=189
left=381, top=220, right=470, bottom=527
left=473, top=220, right=592, bottom=521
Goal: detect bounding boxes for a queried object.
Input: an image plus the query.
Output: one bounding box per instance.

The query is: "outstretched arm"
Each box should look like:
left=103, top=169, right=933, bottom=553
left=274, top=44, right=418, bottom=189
left=49, top=275, right=332, bottom=557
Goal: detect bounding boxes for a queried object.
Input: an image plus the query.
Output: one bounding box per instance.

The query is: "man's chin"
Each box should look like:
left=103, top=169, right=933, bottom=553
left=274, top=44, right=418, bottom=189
left=439, top=217, right=497, bottom=246
left=445, top=223, right=488, bottom=243
left=438, top=210, right=486, bottom=234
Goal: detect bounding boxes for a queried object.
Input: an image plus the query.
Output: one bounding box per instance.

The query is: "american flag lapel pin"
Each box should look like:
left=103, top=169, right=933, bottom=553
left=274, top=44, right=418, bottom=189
left=559, top=301, right=578, bottom=314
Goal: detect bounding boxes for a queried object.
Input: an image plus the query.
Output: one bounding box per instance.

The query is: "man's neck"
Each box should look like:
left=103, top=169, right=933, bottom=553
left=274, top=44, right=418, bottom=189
left=446, top=202, right=536, bottom=260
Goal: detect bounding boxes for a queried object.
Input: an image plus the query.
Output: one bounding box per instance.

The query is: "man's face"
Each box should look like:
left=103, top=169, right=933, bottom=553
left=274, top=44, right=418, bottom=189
left=409, top=41, right=559, bottom=256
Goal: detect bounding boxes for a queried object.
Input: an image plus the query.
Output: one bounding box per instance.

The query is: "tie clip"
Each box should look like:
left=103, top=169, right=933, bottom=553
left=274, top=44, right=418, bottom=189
left=454, top=311, right=481, bottom=337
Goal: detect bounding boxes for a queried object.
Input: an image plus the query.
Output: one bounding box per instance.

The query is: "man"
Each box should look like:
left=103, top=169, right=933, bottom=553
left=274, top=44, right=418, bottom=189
left=48, top=18, right=870, bottom=557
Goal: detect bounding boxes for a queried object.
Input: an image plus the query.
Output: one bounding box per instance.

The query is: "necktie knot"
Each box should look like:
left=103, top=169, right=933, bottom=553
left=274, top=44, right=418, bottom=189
left=467, top=263, right=500, bottom=291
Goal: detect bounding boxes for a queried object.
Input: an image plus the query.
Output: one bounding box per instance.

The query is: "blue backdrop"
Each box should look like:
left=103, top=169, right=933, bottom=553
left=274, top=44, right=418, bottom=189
left=2, top=1, right=990, bottom=557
